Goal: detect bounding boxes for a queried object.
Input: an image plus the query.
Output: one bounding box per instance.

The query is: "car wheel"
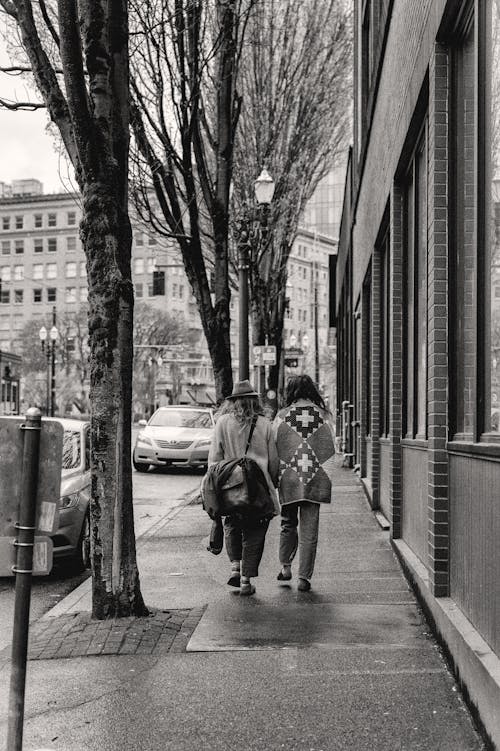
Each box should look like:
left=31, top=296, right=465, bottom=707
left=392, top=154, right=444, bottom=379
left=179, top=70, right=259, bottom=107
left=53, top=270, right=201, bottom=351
left=133, top=454, right=150, bottom=473
left=70, top=510, right=91, bottom=574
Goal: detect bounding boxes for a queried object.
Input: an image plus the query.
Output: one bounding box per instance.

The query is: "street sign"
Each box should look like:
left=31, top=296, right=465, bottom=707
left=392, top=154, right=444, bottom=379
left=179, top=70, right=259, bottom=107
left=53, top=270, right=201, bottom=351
left=253, top=345, right=277, bottom=366
left=0, top=417, right=63, bottom=576
left=0, top=536, right=53, bottom=577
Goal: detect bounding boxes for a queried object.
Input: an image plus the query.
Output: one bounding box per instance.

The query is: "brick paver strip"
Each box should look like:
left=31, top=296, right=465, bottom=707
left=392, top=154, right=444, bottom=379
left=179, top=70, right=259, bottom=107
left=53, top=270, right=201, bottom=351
left=18, top=607, right=205, bottom=661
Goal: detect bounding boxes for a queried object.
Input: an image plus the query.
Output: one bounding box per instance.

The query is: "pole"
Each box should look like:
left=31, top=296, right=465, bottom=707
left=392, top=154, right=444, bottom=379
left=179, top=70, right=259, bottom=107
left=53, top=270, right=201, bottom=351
left=45, top=349, right=50, bottom=416
left=314, top=266, right=320, bottom=385
left=7, top=408, right=42, bottom=751
left=50, top=306, right=56, bottom=417
left=238, top=231, right=250, bottom=381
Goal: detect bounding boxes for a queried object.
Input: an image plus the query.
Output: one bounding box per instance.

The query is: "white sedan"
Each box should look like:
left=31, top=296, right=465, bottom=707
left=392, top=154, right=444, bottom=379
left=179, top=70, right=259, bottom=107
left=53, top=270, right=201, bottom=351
left=132, top=406, right=215, bottom=473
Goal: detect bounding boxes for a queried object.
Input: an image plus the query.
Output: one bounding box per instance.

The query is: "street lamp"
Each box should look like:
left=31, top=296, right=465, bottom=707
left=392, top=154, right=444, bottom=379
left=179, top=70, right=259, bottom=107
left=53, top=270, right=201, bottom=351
left=38, top=307, right=58, bottom=416
left=237, top=167, right=275, bottom=380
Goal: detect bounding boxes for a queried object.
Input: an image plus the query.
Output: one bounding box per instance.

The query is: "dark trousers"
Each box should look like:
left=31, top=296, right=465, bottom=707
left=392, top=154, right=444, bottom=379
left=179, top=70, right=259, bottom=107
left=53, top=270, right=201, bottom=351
left=224, top=515, right=270, bottom=578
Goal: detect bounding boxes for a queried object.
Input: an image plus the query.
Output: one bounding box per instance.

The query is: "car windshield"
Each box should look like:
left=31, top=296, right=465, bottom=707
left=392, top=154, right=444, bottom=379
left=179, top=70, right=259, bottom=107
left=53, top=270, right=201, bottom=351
left=148, top=410, right=212, bottom=429
left=62, top=430, right=82, bottom=470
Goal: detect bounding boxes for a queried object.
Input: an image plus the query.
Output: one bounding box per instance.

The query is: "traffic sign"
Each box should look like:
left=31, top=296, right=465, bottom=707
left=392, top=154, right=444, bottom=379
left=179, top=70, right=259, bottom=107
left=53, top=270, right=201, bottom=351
left=253, top=345, right=277, bottom=366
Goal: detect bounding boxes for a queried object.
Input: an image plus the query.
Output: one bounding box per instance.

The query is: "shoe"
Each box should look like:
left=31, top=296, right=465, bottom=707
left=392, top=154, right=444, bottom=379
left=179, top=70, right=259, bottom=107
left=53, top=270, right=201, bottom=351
left=227, top=573, right=241, bottom=587
left=277, top=569, right=292, bottom=581
left=240, top=582, right=256, bottom=596
left=297, top=578, right=311, bottom=592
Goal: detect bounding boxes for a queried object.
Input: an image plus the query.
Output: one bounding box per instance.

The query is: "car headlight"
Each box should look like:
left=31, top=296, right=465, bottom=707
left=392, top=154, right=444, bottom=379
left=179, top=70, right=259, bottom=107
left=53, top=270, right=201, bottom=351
left=196, top=438, right=212, bottom=447
left=60, top=492, right=80, bottom=509
left=136, top=433, right=152, bottom=446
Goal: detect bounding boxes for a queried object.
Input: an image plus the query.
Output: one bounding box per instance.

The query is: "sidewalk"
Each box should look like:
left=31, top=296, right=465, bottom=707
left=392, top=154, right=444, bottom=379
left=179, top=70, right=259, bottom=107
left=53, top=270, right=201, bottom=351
left=0, top=460, right=487, bottom=751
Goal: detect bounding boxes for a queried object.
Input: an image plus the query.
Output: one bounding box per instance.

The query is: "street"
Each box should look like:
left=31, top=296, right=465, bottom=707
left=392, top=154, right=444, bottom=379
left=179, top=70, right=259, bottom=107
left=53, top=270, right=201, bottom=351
left=0, top=466, right=201, bottom=652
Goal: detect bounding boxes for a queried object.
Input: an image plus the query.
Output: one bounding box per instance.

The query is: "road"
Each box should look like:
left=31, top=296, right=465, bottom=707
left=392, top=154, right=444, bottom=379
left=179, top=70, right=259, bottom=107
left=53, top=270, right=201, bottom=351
left=0, top=466, right=201, bottom=652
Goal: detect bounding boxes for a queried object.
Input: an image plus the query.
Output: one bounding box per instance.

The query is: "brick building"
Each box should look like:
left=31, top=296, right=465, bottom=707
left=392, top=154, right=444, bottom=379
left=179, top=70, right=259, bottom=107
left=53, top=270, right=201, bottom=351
left=336, top=0, right=500, bottom=744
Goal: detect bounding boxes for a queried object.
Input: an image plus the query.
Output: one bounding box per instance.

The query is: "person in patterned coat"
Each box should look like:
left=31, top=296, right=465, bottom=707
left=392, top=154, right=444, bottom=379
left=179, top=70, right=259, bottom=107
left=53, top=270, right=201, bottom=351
left=273, top=375, right=335, bottom=591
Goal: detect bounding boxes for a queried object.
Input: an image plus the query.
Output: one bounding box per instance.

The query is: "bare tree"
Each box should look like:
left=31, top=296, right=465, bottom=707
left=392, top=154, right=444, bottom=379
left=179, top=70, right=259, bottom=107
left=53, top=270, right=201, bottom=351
left=132, top=303, right=195, bottom=416
left=232, top=0, right=352, bottom=403
left=129, top=0, right=254, bottom=401
left=0, top=1, right=147, bottom=617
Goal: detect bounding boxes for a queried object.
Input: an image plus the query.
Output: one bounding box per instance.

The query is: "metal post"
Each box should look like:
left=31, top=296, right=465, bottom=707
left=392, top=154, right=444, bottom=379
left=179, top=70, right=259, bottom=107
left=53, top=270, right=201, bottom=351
left=238, top=231, right=250, bottom=381
left=50, top=306, right=56, bottom=417
left=314, top=269, right=320, bottom=385
left=45, top=349, right=50, bottom=416
left=7, top=408, right=42, bottom=751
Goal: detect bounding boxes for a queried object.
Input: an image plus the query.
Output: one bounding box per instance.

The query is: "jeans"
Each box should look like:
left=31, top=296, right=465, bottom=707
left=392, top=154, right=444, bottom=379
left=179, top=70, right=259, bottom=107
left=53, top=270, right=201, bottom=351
left=224, top=515, right=270, bottom=578
left=279, top=501, right=320, bottom=580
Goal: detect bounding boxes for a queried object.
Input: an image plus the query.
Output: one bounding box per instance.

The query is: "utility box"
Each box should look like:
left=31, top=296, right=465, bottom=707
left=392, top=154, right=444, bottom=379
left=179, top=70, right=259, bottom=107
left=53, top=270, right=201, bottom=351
left=0, top=417, right=63, bottom=575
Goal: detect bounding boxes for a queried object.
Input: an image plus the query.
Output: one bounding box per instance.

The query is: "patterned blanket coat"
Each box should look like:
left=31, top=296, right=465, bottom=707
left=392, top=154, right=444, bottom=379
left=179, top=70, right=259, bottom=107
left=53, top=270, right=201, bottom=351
left=273, top=399, right=335, bottom=506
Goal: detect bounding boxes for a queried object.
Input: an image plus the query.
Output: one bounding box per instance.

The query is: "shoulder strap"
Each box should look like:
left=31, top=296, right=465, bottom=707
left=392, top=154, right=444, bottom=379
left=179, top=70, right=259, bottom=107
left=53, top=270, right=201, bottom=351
left=244, top=415, right=258, bottom=455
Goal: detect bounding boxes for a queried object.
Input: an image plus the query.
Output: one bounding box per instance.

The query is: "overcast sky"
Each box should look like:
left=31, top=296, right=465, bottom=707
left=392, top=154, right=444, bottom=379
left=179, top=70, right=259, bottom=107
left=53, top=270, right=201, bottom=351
left=0, top=44, right=73, bottom=194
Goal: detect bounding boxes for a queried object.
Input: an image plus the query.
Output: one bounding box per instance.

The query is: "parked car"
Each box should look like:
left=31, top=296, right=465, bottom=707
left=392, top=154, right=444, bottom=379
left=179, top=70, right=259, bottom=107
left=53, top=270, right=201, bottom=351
left=52, top=417, right=91, bottom=572
left=133, top=406, right=215, bottom=472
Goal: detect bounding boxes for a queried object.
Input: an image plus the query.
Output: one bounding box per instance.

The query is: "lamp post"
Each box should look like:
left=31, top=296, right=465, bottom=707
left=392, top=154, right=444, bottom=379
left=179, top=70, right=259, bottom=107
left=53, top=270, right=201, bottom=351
left=38, top=307, right=58, bottom=416
left=237, top=167, right=275, bottom=381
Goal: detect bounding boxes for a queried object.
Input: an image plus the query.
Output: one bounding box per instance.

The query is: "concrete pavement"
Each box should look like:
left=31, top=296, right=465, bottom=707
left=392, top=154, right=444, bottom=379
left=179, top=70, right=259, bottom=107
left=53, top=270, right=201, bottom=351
left=0, top=460, right=488, bottom=750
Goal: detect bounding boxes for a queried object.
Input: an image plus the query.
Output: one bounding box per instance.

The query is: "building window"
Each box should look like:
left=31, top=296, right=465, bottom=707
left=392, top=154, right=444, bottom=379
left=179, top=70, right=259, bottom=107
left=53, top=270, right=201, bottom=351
left=67, top=236, right=77, bottom=251
left=148, top=235, right=157, bottom=245
left=1, top=266, right=11, bottom=282
left=14, top=289, right=23, bottom=304
left=34, top=238, right=43, bottom=253
left=48, top=238, right=57, bottom=252
left=450, top=13, right=475, bottom=438
left=402, top=123, right=428, bottom=440
left=79, top=286, right=88, bottom=302
left=67, top=211, right=76, bottom=226
left=33, top=263, right=44, bottom=280
left=13, top=265, right=24, bottom=281
left=179, top=284, right=184, bottom=300
left=0, top=289, right=10, bottom=304
left=173, top=283, right=178, bottom=298
left=134, top=258, right=144, bottom=274
left=15, top=240, right=24, bottom=254
left=47, top=288, right=57, bottom=302
left=147, top=282, right=154, bottom=296
left=135, top=232, right=144, bottom=246
left=33, top=288, right=42, bottom=303
left=379, top=230, right=391, bottom=437
left=486, top=2, right=500, bottom=435
left=80, top=261, right=86, bottom=277
left=135, top=283, right=143, bottom=298
left=46, top=263, right=57, bottom=279
left=65, top=287, right=77, bottom=303
left=1, top=241, right=10, bottom=255
left=15, top=215, right=23, bottom=229
left=147, top=257, right=155, bottom=273
left=48, top=213, right=57, bottom=227
left=66, top=261, right=77, bottom=278
left=2, top=216, right=10, bottom=230
left=34, top=214, right=43, bottom=228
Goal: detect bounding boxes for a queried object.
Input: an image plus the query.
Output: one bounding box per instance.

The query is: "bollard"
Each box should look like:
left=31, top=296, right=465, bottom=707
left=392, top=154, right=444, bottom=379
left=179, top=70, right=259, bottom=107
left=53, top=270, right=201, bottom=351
left=7, top=408, right=43, bottom=751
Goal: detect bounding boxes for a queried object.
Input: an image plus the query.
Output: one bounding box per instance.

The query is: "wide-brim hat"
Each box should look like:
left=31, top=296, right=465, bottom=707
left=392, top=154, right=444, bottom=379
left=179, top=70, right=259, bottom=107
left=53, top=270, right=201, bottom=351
left=227, top=379, right=260, bottom=399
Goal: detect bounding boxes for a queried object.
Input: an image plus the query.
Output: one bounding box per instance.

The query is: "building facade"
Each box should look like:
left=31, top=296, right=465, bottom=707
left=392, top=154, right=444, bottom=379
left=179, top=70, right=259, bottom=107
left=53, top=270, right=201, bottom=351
left=336, top=0, right=500, bottom=744
left=0, top=180, right=337, bottom=411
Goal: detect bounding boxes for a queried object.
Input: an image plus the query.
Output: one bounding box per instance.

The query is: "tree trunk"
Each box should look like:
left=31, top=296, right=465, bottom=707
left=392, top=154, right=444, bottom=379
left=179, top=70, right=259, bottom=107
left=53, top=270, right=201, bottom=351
left=81, top=183, right=148, bottom=619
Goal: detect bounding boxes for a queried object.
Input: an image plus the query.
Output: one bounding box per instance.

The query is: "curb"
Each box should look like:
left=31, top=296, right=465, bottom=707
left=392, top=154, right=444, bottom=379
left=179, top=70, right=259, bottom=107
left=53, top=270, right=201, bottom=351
left=41, top=486, right=201, bottom=621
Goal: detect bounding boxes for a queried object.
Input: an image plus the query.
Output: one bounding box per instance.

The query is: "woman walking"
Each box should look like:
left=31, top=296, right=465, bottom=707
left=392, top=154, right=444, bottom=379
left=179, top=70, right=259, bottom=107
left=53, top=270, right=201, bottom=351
left=208, top=380, right=279, bottom=596
left=273, top=375, right=335, bottom=592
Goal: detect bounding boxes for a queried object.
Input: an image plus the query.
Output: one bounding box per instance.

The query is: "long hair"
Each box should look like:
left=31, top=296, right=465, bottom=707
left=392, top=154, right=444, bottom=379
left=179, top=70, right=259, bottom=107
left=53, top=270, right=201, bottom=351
left=217, top=396, right=263, bottom=425
left=285, top=374, right=328, bottom=412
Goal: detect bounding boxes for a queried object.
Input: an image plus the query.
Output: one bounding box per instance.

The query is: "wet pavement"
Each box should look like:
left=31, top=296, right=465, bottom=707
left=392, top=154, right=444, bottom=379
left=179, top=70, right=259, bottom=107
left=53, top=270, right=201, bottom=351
left=0, top=459, right=487, bottom=751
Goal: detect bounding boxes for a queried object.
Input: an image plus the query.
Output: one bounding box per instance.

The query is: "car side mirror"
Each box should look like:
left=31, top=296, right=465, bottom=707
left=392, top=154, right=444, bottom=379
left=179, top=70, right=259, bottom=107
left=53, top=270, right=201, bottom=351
left=138, top=419, right=147, bottom=427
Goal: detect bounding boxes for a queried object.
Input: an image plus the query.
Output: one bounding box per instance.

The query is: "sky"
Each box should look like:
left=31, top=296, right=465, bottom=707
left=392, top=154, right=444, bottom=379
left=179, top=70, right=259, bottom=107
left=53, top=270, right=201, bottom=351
left=0, top=43, right=72, bottom=194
